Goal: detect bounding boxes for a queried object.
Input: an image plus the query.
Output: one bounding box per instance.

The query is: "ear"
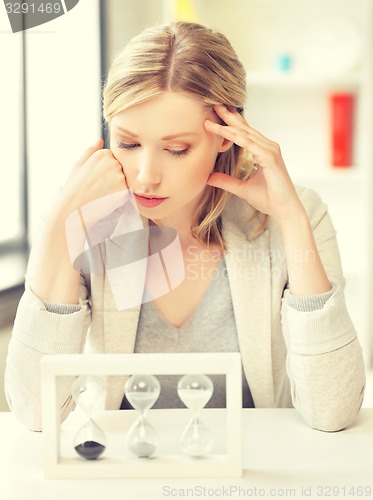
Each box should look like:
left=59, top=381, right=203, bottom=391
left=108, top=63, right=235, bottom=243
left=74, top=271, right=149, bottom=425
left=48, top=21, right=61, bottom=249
left=217, top=137, right=234, bottom=153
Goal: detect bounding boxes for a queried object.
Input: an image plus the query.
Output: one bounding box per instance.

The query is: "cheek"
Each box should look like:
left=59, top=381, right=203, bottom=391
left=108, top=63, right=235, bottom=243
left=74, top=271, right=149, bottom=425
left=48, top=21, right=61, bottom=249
left=111, top=157, right=136, bottom=189
left=195, top=149, right=218, bottom=179
left=111, top=151, right=135, bottom=177
left=182, top=149, right=217, bottom=186
left=122, top=165, right=137, bottom=188
left=179, top=163, right=213, bottom=195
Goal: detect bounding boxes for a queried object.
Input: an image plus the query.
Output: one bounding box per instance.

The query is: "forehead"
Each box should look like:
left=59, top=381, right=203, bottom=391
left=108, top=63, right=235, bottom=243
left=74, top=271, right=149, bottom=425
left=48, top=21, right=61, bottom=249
left=110, top=92, right=212, bottom=134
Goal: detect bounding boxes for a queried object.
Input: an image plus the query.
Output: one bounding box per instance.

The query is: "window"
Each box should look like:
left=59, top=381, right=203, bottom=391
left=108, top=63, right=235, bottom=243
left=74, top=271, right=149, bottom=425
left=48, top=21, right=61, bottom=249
left=0, top=29, right=27, bottom=248
left=0, top=16, right=28, bottom=294
left=0, top=2, right=102, bottom=294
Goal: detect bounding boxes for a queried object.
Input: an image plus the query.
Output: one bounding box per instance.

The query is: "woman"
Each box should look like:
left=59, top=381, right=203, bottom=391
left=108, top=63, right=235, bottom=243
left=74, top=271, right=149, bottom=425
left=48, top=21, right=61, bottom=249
left=5, top=22, right=365, bottom=432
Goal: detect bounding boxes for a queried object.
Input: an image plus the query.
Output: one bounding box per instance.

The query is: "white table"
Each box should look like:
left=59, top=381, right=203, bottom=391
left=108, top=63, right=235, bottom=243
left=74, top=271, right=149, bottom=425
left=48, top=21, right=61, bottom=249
left=1, top=409, right=372, bottom=500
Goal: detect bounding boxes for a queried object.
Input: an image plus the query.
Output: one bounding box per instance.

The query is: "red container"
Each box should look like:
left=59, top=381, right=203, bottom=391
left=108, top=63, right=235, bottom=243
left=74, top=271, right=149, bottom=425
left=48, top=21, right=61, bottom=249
left=330, top=93, right=354, bottom=167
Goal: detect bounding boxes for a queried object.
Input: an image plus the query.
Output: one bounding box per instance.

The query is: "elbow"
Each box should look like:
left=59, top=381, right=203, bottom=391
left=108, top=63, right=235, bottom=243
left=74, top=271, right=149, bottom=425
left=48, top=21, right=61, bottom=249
left=308, top=386, right=365, bottom=433
left=311, top=418, right=352, bottom=433
left=4, top=364, right=75, bottom=432
left=5, top=387, right=73, bottom=433
left=4, top=375, right=43, bottom=432
left=8, top=403, right=43, bottom=432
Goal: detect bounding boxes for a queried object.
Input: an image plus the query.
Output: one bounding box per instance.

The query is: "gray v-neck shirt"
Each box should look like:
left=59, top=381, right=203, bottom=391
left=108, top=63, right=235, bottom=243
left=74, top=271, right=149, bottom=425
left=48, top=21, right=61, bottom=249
left=120, top=259, right=254, bottom=409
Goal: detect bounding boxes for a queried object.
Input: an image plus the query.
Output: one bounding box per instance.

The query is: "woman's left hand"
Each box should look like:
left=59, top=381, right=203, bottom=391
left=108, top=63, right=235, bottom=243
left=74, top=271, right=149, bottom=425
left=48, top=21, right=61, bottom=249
left=204, top=105, right=305, bottom=224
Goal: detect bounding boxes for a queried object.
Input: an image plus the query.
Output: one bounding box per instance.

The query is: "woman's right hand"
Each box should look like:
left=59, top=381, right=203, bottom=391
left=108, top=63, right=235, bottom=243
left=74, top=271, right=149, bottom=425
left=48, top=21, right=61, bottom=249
left=31, top=139, right=130, bottom=303
left=52, top=138, right=129, bottom=224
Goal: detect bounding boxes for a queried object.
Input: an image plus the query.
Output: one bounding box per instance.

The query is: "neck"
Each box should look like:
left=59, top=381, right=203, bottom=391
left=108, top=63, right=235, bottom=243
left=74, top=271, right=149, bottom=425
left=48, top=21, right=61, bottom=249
left=149, top=217, right=194, bottom=249
left=150, top=198, right=199, bottom=247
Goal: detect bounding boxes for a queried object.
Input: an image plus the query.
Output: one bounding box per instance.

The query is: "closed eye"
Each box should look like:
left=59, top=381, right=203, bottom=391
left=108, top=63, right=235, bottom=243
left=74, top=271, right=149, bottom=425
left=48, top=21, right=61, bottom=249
left=167, top=148, right=190, bottom=157
left=117, top=142, right=139, bottom=149
left=118, top=141, right=190, bottom=158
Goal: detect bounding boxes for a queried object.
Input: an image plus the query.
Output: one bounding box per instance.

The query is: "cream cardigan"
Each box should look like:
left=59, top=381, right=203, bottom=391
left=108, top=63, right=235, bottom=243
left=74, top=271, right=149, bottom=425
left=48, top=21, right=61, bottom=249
left=5, top=187, right=365, bottom=432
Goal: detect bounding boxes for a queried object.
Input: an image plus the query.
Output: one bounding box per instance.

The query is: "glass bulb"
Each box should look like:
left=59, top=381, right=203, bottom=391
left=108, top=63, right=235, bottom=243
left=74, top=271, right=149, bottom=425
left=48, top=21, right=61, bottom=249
left=71, top=375, right=107, bottom=460
left=124, top=374, right=161, bottom=458
left=177, top=374, right=214, bottom=458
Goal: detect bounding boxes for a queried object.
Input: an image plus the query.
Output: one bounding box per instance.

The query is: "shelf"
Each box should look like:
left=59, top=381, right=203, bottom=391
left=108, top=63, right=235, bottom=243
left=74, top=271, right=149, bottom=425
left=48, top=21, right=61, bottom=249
left=246, top=71, right=362, bottom=89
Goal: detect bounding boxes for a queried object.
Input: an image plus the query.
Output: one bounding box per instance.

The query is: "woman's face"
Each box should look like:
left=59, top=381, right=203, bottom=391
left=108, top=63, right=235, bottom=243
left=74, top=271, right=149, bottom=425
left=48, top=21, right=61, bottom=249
left=109, top=91, right=230, bottom=227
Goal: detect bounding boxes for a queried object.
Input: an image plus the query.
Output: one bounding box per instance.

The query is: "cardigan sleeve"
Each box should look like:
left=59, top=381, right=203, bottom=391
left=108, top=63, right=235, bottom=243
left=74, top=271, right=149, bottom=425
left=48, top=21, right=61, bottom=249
left=4, top=220, right=91, bottom=431
left=281, top=187, right=366, bottom=432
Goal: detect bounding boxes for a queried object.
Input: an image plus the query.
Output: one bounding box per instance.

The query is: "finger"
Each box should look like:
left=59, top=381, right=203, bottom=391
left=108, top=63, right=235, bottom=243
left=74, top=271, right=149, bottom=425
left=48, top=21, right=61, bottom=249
left=205, top=120, right=249, bottom=144
left=214, top=105, right=269, bottom=146
left=207, top=172, right=249, bottom=198
left=74, top=138, right=104, bottom=169
left=245, top=126, right=276, bottom=147
left=205, top=120, right=270, bottom=152
left=214, top=104, right=249, bottom=129
left=215, top=105, right=276, bottom=147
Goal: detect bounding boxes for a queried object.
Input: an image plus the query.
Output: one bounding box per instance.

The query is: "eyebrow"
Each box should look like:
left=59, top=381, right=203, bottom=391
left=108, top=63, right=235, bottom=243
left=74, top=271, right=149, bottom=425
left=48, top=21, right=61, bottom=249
left=114, top=127, right=139, bottom=138
left=161, top=132, right=199, bottom=140
left=114, top=126, right=199, bottom=141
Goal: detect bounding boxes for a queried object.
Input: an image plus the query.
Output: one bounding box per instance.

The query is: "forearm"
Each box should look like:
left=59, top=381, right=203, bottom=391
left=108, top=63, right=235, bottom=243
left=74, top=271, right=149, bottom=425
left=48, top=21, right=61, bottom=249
left=30, top=209, right=83, bottom=304
left=282, top=283, right=365, bottom=431
left=288, top=338, right=365, bottom=431
left=279, top=209, right=332, bottom=296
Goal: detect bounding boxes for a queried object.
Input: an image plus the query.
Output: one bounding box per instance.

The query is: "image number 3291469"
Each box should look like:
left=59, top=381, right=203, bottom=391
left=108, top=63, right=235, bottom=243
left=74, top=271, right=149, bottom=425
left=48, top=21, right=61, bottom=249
left=4, top=0, right=80, bottom=33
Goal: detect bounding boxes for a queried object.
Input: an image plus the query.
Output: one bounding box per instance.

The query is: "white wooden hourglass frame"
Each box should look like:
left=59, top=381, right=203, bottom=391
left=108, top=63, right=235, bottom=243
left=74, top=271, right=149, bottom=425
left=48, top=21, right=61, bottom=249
left=41, top=352, right=242, bottom=479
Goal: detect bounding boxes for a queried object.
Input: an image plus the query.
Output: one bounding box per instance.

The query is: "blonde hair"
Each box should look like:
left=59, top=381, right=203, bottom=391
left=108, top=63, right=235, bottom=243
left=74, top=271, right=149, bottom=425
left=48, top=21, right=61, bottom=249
left=102, top=21, right=258, bottom=248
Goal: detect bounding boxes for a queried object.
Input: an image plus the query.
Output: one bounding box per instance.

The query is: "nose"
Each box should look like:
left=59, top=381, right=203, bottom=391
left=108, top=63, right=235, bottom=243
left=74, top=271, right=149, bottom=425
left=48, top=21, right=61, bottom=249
left=136, top=151, right=161, bottom=188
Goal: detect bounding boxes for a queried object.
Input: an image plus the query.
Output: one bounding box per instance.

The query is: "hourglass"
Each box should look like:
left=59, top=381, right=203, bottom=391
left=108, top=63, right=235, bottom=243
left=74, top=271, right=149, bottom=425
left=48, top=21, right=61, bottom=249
left=71, top=375, right=107, bottom=460
left=124, top=374, right=161, bottom=458
left=177, top=374, right=214, bottom=457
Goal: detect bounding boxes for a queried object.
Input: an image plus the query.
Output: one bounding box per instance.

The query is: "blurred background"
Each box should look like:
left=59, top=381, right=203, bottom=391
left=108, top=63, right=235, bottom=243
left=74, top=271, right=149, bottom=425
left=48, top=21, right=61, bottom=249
left=0, top=0, right=372, bottom=410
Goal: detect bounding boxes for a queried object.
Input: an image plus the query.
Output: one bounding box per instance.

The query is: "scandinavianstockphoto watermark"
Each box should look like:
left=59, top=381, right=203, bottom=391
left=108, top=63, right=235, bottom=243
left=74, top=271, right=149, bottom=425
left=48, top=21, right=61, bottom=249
left=186, top=245, right=317, bottom=266
left=185, top=244, right=315, bottom=282
left=63, top=190, right=317, bottom=310
left=161, top=483, right=372, bottom=497
left=3, top=0, right=80, bottom=33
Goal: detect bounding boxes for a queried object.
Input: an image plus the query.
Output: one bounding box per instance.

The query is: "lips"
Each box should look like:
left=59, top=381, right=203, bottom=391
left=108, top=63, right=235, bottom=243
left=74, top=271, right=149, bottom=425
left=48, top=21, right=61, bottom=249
left=134, top=194, right=168, bottom=208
